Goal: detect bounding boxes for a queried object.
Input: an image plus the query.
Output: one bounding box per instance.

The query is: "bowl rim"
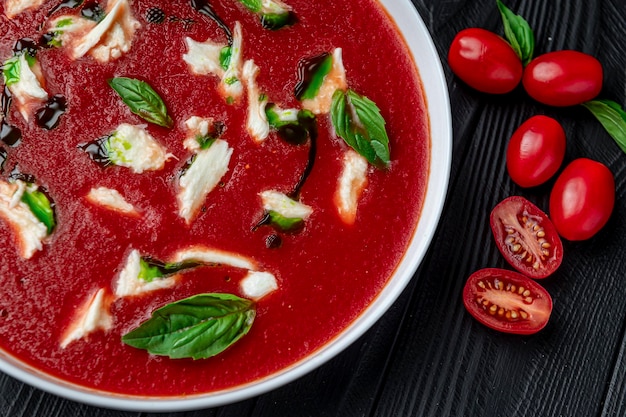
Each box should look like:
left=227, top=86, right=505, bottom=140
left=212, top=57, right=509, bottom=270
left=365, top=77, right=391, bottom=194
left=0, top=0, right=452, bottom=411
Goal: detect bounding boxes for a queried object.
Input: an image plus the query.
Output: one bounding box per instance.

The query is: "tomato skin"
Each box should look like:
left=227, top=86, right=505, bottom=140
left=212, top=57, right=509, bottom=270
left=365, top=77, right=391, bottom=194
left=448, top=28, right=523, bottom=94
left=463, top=268, right=552, bottom=335
left=549, top=158, right=615, bottom=241
left=490, top=196, right=563, bottom=279
left=522, top=50, right=603, bottom=107
left=506, top=115, right=566, bottom=188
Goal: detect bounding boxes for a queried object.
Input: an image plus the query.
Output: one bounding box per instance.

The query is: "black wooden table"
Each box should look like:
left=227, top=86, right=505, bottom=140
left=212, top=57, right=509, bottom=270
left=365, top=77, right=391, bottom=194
left=3, top=0, right=626, bottom=415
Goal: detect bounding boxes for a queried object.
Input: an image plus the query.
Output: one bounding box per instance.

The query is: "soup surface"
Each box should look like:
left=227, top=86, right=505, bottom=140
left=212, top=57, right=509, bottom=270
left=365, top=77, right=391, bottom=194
left=0, top=0, right=429, bottom=396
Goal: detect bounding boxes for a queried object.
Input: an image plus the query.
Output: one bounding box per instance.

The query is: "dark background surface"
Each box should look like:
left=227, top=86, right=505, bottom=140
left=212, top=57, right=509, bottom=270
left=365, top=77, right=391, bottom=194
left=2, top=0, right=626, bottom=416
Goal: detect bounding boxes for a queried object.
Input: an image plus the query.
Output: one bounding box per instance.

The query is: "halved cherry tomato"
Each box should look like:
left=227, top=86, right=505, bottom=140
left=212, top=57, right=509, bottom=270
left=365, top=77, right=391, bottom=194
left=506, top=115, right=566, bottom=188
left=549, top=158, right=615, bottom=241
left=522, top=50, right=603, bottom=107
left=490, top=196, right=563, bottom=279
left=463, top=268, right=552, bottom=335
left=448, top=28, right=523, bottom=94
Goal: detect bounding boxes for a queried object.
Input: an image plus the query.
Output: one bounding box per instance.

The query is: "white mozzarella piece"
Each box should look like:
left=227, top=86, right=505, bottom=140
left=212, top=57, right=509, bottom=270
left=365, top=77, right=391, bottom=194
left=335, top=149, right=369, bottom=225
left=242, top=60, right=270, bottom=143
left=260, top=190, right=313, bottom=220
left=177, top=139, right=233, bottom=224
left=173, top=246, right=257, bottom=271
left=114, top=249, right=177, bottom=298
left=60, top=288, right=113, bottom=348
left=302, top=48, right=348, bottom=114
left=219, top=22, right=244, bottom=102
left=107, top=123, right=172, bottom=173
left=183, top=37, right=225, bottom=77
left=86, top=187, right=139, bottom=216
left=7, top=54, right=48, bottom=121
left=240, top=271, right=278, bottom=300
left=72, top=0, right=140, bottom=62
left=4, top=0, right=45, bottom=18
left=183, top=116, right=213, bottom=152
left=0, top=180, right=48, bottom=259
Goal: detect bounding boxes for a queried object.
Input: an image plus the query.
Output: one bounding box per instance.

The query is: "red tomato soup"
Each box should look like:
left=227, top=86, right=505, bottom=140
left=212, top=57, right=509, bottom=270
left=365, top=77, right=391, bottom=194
left=0, top=0, right=429, bottom=396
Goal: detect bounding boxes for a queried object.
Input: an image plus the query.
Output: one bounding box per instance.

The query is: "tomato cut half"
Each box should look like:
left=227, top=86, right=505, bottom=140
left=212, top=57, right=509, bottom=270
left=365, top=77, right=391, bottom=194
left=490, top=196, right=563, bottom=279
left=463, top=268, right=553, bottom=335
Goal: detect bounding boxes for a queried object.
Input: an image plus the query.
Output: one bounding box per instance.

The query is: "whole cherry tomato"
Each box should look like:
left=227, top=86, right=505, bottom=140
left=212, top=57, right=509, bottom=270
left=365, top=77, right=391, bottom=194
left=549, top=158, right=615, bottom=241
left=448, top=28, right=523, bottom=94
left=490, top=196, right=563, bottom=279
left=463, top=268, right=553, bottom=335
left=522, top=50, right=603, bottom=107
left=506, top=115, right=566, bottom=188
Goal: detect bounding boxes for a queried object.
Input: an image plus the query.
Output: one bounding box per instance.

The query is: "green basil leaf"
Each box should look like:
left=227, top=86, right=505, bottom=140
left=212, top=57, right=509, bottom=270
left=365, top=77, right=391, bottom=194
left=237, top=0, right=262, bottom=12
left=139, top=257, right=204, bottom=282
left=260, top=11, right=294, bottom=30
left=108, top=77, right=173, bottom=128
left=297, top=54, right=333, bottom=100
left=2, top=56, right=21, bottom=86
left=122, top=293, right=255, bottom=360
left=330, top=89, right=391, bottom=166
left=268, top=210, right=304, bottom=231
left=582, top=99, right=626, bottom=154
left=496, top=0, right=535, bottom=66
left=21, top=187, right=56, bottom=234
left=219, top=46, right=232, bottom=71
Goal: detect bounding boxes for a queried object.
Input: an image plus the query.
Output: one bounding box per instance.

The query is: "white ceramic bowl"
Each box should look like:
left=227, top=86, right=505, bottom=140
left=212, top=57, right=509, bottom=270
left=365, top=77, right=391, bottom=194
left=0, top=0, right=451, bottom=411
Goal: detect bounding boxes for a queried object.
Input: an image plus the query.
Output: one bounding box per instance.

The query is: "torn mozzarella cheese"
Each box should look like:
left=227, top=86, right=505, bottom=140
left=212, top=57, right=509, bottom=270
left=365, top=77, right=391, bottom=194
left=240, top=271, right=278, bottom=300
left=260, top=190, right=313, bottom=220
left=177, top=139, right=233, bottom=223
left=60, top=288, right=113, bottom=348
left=183, top=22, right=244, bottom=102
left=46, top=16, right=97, bottom=49
left=173, top=246, right=257, bottom=271
left=302, top=48, right=347, bottom=114
left=335, top=149, right=369, bottom=225
left=72, top=0, right=140, bottom=62
left=86, top=187, right=139, bottom=216
left=115, top=249, right=177, bottom=298
left=4, top=0, right=45, bottom=18
left=242, top=60, right=270, bottom=143
left=5, top=53, right=48, bottom=122
left=0, top=180, right=48, bottom=259
left=106, top=123, right=172, bottom=173
left=183, top=116, right=214, bottom=151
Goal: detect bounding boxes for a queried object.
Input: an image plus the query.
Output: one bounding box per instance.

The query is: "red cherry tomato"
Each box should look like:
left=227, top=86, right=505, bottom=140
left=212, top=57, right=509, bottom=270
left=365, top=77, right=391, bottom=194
left=549, top=158, right=615, bottom=241
left=463, top=268, right=552, bottom=335
left=448, top=28, right=523, bottom=94
left=490, top=196, right=563, bottom=279
left=506, top=115, right=566, bottom=188
left=522, top=50, right=603, bottom=107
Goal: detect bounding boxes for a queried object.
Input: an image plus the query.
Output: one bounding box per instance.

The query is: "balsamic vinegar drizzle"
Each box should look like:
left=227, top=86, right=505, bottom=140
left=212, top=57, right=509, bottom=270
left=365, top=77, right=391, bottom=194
left=0, top=147, right=7, bottom=172
left=0, top=87, right=21, bottom=147
left=78, top=136, right=111, bottom=167
left=189, top=0, right=233, bottom=44
left=47, top=0, right=84, bottom=17
left=36, top=95, right=67, bottom=130
left=294, top=52, right=331, bottom=100
left=80, top=0, right=105, bottom=22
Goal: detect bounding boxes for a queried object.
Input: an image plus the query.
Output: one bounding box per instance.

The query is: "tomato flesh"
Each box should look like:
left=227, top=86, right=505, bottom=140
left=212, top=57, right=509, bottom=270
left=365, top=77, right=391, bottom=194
left=549, top=158, right=615, bottom=241
left=490, top=196, right=563, bottom=279
left=506, top=115, right=566, bottom=188
left=463, top=268, right=552, bottom=335
left=522, top=50, right=603, bottom=107
left=448, top=28, right=523, bottom=94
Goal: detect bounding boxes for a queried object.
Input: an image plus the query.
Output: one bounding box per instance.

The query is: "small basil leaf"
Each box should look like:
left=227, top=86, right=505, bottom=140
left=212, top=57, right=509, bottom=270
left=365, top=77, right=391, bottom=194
left=496, top=0, right=535, bottom=66
left=330, top=89, right=391, bottom=167
left=122, top=293, right=255, bottom=360
left=260, top=11, right=295, bottom=30
left=582, top=99, right=626, bottom=154
left=108, top=77, right=174, bottom=128
left=268, top=210, right=304, bottom=231
left=237, top=0, right=262, bottom=12
left=219, top=46, right=232, bottom=71
left=21, top=186, right=56, bottom=234
left=297, top=53, right=333, bottom=100
left=2, top=56, right=21, bottom=86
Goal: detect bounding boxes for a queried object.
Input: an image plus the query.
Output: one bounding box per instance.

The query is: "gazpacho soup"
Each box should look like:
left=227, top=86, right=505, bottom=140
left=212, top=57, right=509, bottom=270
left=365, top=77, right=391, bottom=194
left=0, top=0, right=429, bottom=397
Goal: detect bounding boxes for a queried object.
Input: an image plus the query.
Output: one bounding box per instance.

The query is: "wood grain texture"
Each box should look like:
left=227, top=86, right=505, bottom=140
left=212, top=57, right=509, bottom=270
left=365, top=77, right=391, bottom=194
left=2, top=0, right=626, bottom=416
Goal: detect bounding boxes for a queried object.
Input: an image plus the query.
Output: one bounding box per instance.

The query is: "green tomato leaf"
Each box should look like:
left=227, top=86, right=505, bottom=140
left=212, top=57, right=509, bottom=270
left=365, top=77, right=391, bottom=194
left=496, top=0, right=535, bottom=66
left=122, top=293, right=255, bottom=360
left=108, top=77, right=174, bottom=128
left=21, top=186, right=56, bottom=234
left=582, top=99, right=626, bottom=154
left=330, top=89, right=391, bottom=167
